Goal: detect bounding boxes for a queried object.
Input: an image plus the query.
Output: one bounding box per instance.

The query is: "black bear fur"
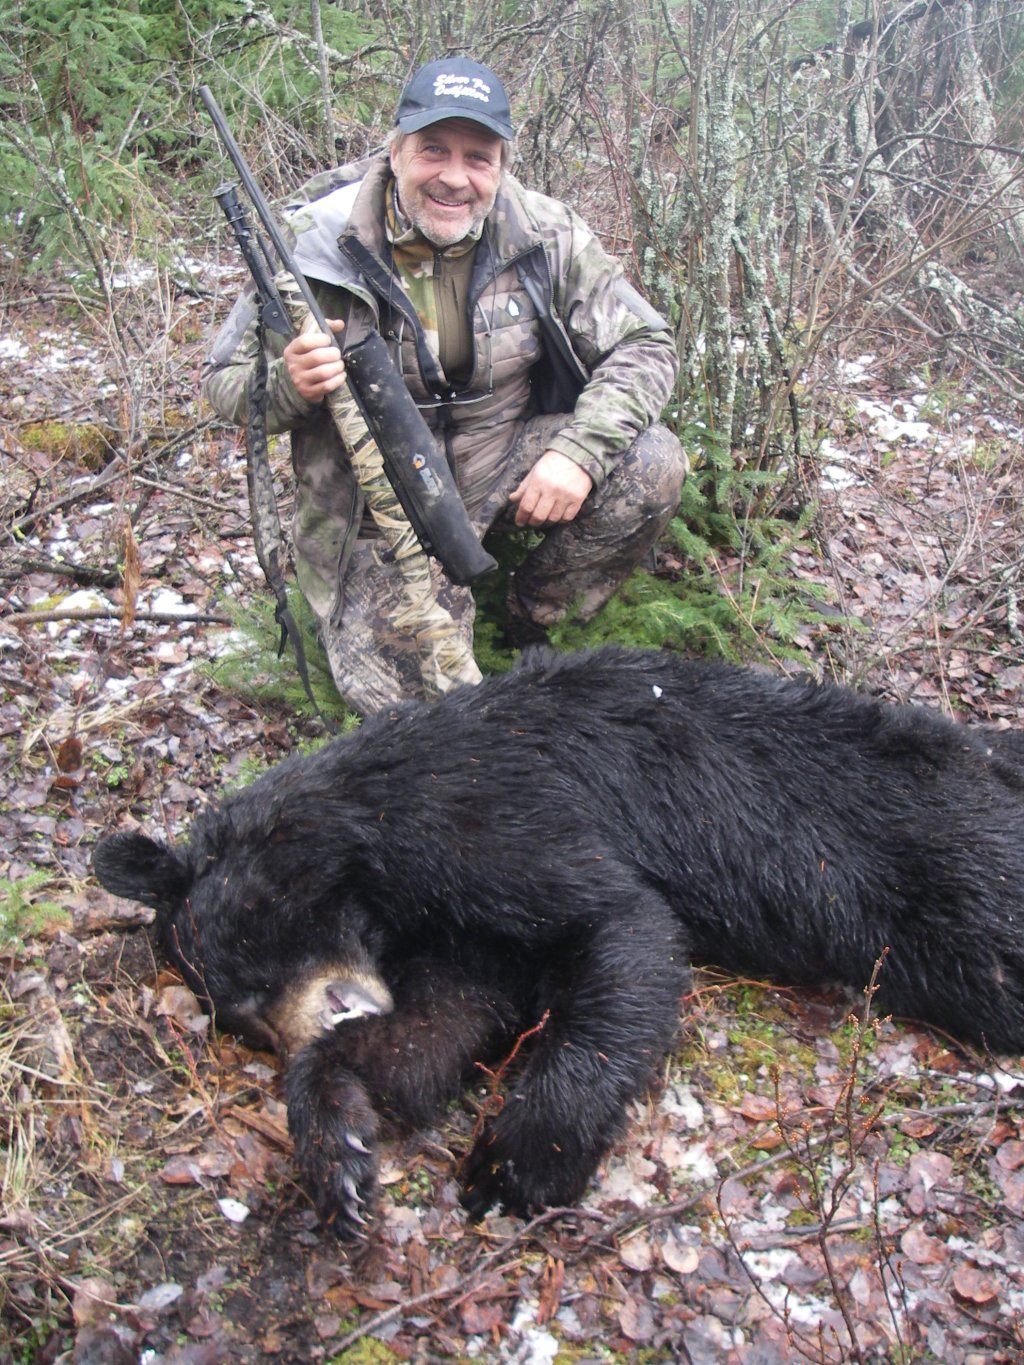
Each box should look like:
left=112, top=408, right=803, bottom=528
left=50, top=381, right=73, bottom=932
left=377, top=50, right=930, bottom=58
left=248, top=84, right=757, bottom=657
left=92, top=646, right=1024, bottom=1237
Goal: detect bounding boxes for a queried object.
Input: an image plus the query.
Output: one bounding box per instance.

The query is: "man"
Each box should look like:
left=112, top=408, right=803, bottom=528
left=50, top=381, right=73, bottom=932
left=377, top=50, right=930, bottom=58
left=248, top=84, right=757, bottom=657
left=204, top=56, right=686, bottom=716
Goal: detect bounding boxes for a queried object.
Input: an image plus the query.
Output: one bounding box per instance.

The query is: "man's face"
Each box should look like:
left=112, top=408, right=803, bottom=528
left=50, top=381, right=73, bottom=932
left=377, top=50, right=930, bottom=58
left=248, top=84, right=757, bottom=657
left=390, top=119, right=503, bottom=248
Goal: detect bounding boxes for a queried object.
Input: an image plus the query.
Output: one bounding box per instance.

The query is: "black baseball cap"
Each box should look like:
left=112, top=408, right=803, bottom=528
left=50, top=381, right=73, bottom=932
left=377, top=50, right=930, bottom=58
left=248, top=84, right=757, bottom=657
left=395, top=58, right=514, bottom=140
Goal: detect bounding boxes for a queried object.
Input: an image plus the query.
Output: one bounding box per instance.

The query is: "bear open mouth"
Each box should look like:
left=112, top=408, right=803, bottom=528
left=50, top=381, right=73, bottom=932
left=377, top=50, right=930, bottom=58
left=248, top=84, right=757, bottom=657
left=320, top=977, right=394, bottom=1029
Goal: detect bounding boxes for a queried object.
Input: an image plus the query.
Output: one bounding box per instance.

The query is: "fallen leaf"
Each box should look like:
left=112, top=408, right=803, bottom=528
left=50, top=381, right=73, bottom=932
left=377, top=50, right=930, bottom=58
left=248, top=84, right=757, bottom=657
left=459, top=1297, right=504, bottom=1335
left=197, top=1144, right=234, bottom=1179
left=155, top=984, right=209, bottom=1033
left=739, top=1094, right=778, bottom=1122
left=121, top=518, right=141, bottom=628
left=135, top=1283, right=184, bottom=1312
left=55, top=735, right=83, bottom=771
left=899, top=1113, right=937, bottom=1139
left=537, top=1255, right=564, bottom=1324
left=992, top=1166, right=1024, bottom=1214
left=314, top=1313, right=341, bottom=1340
left=217, top=1197, right=250, bottom=1224
left=952, top=1264, right=999, bottom=1305
left=661, top=1237, right=700, bottom=1275
left=901, top=1223, right=949, bottom=1265
left=620, top=1232, right=655, bottom=1271
left=72, top=1276, right=117, bottom=1328
left=750, top=1130, right=784, bottom=1151
left=159, top=1155, right=203, bottom=1185
left=619, top=1294, right=656, bottom=1341
left=906, top=1151, right=954, bottom=1213
left=996, top=1138, right=1024, bottom=1171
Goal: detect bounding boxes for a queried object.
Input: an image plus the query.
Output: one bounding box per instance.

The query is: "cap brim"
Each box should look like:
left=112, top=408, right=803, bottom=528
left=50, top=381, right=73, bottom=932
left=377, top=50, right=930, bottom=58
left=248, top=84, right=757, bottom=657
left=397, top=107, right=514, bottom=140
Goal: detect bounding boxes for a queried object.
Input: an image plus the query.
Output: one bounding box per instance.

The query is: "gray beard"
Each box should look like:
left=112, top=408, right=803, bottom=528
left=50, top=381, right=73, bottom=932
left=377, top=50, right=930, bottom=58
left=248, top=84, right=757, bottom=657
left=394, top=180, right=493, bottom=249
left=407, top=203, right=486, bottom=249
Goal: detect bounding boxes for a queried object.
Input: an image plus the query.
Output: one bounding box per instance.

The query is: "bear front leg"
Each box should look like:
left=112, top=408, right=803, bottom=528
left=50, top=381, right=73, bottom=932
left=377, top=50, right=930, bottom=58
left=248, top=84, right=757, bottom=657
left=286, top=959, right=515, bottom=1236
left=461, top=887, right=688, bottom=1219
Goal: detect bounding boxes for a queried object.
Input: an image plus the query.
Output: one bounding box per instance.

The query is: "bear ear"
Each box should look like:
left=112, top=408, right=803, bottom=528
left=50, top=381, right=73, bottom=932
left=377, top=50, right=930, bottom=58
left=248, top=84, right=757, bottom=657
left=92, top=830, right=191, bottom=911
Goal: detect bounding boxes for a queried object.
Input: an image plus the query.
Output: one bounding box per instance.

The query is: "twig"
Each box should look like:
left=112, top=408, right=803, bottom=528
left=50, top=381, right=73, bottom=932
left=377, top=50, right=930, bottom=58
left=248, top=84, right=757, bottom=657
left=468, top=1010, right=550, bottom=1138
left=0, top=557, right=119, bottom=588
left=7, top=608, right=232, bottom=626
left=131, top=475, right=246, bottom=516
left=221, top=1104, right=292, bottom=1152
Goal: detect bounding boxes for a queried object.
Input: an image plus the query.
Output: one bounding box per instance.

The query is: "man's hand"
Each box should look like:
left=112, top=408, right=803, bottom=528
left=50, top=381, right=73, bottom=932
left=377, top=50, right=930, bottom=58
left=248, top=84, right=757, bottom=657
left=510, top=451, right=594, bottom=527
left=284, top=317, right=347, bottom=402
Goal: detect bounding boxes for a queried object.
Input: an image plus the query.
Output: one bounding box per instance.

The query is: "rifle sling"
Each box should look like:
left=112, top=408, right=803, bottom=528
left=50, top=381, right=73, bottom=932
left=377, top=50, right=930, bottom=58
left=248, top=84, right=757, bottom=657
left=245, top=319, right=340, bottom=733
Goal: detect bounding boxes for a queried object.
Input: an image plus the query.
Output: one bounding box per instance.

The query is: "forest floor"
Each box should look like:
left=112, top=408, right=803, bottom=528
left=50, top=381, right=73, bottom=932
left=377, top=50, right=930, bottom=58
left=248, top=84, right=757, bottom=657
left=3, top=278, right=1024, bottom=1364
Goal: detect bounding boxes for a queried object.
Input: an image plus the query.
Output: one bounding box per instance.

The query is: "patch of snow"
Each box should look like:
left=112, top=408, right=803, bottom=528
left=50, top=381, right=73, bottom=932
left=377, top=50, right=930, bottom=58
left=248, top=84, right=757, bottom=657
left=209, top=629, right=249, bottom=656
left=665, top=1139, right=718, bottom=1183
left=854, top=398, right=934, bottom=445
left=0, top=336, right=30, bottom=361
left=821, top=464, right=862, bottom=491
left=104, top=677, right=137, bottom=697
left=500, top=1301, right=559, bottom=1364
left=34, top=587, right=109, bottom=613
left=216, top=1197, right=250, bottom=1224
left=876, top=1035, right=918, bottom=1078
left=38, top=346, right=93, bottom=373
left=741, top=1249, right=839, bottom=1325
left=818, top=439, right=866, bottom=491
left=986, top=414, right=1024, bottom=439
left=660, top=1081, right=706, bottom=1129
left=741, top=1247, right=798, bottom=1281
left=874, top=1196, right=905, bottom=1230
left=181, top=257, right=246, bottom=283
left=39, top=588, right=115, bottom=637
left=975, top=1066, right=1024, bottom=1094
left=146, top=589, right=194, bottom=616
left=837, top=354, right=876, bottom=383
left=155, top=640, right=186, bottom=661
left=555, top=1305, right=583, bottom=1337
left=159, top=663, right=194, bottom=693
left=733, top=1196, right=788, bottom=1241
left=109, top=260, right=157, bottom=289
left=502, top=1328, right=559, bottom=1364
left=601, top=1147, right=660, bottom=1204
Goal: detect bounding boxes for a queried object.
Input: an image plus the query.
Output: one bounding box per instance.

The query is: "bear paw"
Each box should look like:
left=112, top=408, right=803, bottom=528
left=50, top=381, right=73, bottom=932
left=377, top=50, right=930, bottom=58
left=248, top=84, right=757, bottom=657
left=287, top=1062, right=381, bottom=1239
left=460, top=1121, right=590, bottom=1221
left=299, top=1121, right=379, bottom=1240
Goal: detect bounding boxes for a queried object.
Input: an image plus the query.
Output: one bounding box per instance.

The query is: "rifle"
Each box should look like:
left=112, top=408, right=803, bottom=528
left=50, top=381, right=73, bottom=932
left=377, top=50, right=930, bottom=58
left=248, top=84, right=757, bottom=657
left=199, top=85, right=496, bottom=588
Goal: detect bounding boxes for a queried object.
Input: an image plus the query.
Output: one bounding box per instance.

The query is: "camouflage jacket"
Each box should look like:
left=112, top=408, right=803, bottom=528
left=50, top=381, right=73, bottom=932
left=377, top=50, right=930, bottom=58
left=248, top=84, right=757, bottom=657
left=203, top=154, right=678, bottom=621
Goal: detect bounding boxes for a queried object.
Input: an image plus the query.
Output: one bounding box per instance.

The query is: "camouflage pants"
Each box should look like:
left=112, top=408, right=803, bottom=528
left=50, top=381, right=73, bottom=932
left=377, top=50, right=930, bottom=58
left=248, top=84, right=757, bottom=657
left=319, top=415, right=687, bottom=715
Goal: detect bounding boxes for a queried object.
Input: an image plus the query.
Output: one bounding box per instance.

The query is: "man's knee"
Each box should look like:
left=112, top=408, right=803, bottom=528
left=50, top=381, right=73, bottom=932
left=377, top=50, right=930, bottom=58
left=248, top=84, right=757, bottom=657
left=579, top=423, right=686, bottom=531
left=622, top=424, right=688, bottom=515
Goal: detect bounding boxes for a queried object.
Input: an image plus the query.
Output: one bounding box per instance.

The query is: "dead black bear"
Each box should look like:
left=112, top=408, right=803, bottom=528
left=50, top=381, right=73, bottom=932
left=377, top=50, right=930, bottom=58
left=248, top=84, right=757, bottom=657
left=93, top=646, right=1024, bottom=1237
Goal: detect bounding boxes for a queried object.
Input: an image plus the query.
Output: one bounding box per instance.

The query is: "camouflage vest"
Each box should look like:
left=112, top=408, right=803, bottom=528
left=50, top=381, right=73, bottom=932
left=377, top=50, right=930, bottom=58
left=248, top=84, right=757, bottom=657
left=286, top=158, right=589, bottom=510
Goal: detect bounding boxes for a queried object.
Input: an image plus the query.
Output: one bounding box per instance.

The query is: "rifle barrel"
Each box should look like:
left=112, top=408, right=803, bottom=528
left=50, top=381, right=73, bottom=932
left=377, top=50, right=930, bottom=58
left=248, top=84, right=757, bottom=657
left=199, top=85, right=334, bottom=340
